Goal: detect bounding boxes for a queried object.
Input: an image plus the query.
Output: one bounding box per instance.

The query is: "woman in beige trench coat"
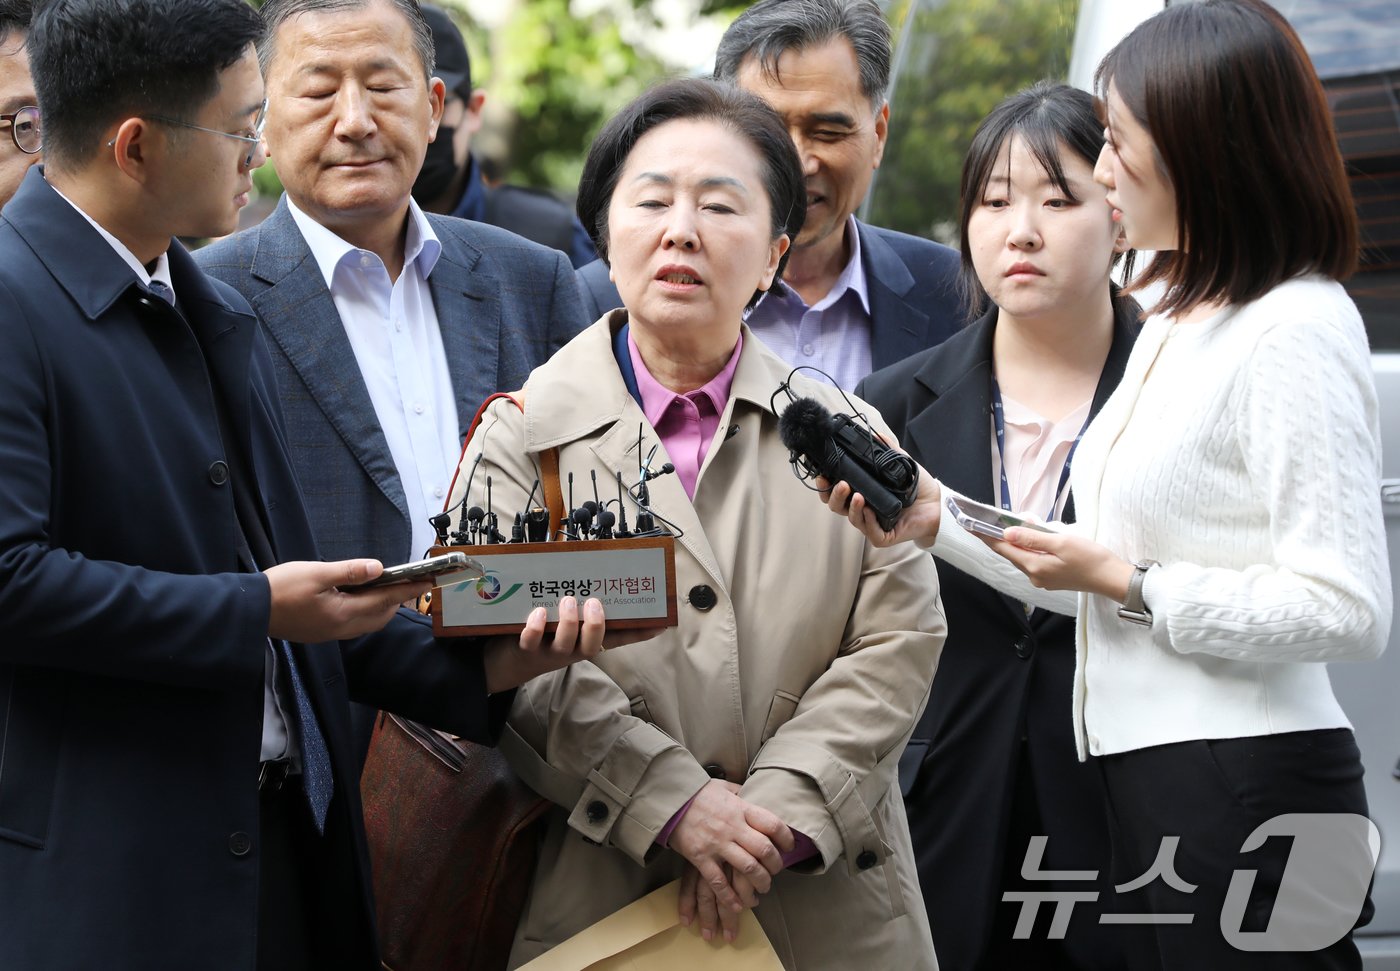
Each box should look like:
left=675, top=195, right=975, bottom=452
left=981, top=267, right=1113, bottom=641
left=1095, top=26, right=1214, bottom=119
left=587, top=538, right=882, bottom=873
left=448, top=79, right=946, bottom=970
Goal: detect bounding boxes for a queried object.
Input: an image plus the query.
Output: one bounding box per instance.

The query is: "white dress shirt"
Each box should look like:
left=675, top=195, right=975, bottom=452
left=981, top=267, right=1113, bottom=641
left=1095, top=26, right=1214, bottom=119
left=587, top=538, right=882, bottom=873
left=51, top=183, right=175, bottom=293
left=992, top=393, right=1091, bottom=523
left=288, top=198, right=460, bottom=560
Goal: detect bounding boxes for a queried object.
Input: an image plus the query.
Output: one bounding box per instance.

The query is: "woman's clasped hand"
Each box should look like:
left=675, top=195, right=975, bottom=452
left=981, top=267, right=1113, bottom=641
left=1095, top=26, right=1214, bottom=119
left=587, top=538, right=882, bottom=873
left=672, top=780, right=795, bottom=941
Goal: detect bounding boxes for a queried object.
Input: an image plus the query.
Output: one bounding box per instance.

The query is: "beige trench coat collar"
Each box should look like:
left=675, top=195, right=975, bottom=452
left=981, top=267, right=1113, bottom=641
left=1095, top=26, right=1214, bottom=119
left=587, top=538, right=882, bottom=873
left=521, top=311, right=802, bottom=598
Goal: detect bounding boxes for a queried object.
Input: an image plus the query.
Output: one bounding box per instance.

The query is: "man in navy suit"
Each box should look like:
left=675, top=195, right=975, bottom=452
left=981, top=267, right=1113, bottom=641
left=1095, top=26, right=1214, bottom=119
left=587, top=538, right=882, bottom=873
left=199, top=0, right=589, bottom=572
left=576, top=0, right=964, bottom=389
left=0, top=1, right=604, bottom=967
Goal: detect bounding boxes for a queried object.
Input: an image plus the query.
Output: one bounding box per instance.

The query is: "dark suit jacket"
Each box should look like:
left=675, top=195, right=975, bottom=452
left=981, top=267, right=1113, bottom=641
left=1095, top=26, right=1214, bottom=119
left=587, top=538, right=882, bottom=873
left=0, top=170, right=510, bottom=970
left=197, top=196, right=589, bottom=568
left=575, top=219, right=966, bottom=370
left=448, top=153, right=596, bottom=269
left=856, top=297, right=1139, bottom=971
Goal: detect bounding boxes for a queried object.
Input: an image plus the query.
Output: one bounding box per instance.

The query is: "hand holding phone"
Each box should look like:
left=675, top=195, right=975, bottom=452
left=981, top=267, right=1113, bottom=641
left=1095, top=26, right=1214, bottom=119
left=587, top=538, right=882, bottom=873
left=945, top=495, right=1054, bottom=541
left=339, top=552, right=482, bottom=591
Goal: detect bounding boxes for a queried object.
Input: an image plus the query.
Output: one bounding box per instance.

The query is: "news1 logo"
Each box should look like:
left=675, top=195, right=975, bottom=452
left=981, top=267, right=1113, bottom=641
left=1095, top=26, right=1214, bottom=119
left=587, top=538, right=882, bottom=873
left=1003, top=813, right=1380, bottom=951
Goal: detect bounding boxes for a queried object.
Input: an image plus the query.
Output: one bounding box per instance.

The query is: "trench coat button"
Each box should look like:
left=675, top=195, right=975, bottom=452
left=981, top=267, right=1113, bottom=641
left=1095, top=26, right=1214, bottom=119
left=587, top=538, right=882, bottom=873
left=586, top=800, right=609, bottom=823
left=1014, top=635, right=1035, bottom=660
left=208, top=460, right=229, bottom=486
left=856, top=850, right=878, bottom=870
left=703, top=763, right=727, bottom=780
left=688, top=584, right=717, bottom=611
left=228, top=832, right=252, bottom=857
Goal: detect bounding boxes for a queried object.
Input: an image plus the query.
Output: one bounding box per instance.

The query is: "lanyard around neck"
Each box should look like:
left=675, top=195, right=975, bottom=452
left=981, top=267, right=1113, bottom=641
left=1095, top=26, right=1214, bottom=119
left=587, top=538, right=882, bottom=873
left=990, top=373, right=1091, bottom=521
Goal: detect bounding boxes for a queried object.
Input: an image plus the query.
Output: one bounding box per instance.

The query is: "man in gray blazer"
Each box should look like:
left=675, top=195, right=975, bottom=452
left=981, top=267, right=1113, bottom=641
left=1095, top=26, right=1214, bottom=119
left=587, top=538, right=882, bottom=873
left=576, top=0, right=964, bottom=390
left=199, top=0, right=587, bottom=573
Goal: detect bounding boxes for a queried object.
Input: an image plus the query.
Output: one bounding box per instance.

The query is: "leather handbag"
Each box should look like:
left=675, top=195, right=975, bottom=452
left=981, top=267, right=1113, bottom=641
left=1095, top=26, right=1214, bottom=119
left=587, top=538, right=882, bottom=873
left=361, top=712, right=550, bottom=971
left=361, top=391, right=562, bottom=971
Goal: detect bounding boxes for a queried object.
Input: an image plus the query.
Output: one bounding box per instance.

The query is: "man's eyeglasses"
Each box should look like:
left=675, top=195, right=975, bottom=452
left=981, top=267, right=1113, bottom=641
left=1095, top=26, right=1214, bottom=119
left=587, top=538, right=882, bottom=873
left=140, top=99, right=268, bottom=167
left=0, top=106, right=41, bottom=155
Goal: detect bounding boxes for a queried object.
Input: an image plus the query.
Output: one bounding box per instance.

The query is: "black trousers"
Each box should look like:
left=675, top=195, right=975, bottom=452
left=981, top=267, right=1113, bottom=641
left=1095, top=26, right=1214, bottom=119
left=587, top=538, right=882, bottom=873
left=257, top=779, right=375, bottom=971
left=1098, top=729, right=1374, bottom=971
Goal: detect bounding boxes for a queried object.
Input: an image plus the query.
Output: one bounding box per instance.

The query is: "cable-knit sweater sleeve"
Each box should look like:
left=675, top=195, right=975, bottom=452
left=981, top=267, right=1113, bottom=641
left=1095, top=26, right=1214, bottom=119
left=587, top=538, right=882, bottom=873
left=928, top=484, right=1079, bottom=617
left=1141, top=306, right=1392, bottom=662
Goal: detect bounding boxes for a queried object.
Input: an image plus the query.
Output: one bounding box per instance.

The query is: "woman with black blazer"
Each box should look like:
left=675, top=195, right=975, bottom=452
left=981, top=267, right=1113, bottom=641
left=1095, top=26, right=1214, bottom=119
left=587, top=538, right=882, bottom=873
left=855, top=82, right=1136, bottom=970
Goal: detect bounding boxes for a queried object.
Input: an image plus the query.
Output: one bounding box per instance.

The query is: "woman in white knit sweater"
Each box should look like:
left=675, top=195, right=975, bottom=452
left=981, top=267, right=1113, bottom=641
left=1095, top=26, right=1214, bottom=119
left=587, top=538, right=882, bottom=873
left=825, top=1, right=1391, bottom=967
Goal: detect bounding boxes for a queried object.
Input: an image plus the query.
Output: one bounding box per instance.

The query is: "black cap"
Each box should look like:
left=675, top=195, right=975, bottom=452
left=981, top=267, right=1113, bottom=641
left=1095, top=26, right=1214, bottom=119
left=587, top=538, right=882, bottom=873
left=420, top=4, right=471, bottom=96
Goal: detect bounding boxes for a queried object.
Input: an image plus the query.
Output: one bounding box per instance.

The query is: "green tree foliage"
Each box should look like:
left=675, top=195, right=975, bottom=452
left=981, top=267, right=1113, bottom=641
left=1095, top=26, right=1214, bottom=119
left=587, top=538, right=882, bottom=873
left=868, top=0, right=1079, bottom=243
left=479, top=0, right=669, bottom=193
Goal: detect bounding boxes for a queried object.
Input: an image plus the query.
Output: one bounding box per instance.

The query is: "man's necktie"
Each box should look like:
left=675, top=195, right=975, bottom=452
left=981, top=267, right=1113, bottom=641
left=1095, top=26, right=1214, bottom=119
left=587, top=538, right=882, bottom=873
left=147, top=279, right=175, bottom=305
left=277, top=640, right=334, bottom=832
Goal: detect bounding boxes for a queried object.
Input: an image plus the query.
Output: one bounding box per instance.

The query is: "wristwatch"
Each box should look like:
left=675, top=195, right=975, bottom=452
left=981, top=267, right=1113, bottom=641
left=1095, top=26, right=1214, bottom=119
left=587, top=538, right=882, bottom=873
left=1117, top=559, right=1159, bottom=627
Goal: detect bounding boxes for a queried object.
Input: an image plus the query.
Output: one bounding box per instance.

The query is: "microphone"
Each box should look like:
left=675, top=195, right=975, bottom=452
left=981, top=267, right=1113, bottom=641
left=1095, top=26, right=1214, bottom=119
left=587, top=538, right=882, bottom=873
left=525, top=506, right=549, bottom=543
left=466, top=506, right=485, bottom=537
left=569, top=506, right=593, bottom=540
left=429, top=512, right=452, bottom=547
left=510, top=512, right=525, bottom=543
left=522, top=478, right=542, bottom=515
left=614, top=471, right=630, bottom=538
left=631, top=458, right=671, bottom=536
left=520, top=477, right=549, bottom=542
left=446, top=452, right=484, bottom=543
left=777, top=397, right=918, bottom=531
left=596, top=508, right=616, bottom=539
left=636, top=428, right=652, bottom=507
left=484, top=476, right=506, bottom=544
left=640, top=462, right=675, bottom=483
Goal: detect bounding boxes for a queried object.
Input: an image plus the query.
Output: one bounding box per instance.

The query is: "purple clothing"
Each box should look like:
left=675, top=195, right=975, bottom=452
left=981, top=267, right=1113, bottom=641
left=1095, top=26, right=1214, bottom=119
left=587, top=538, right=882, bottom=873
left=633, top=327, right=817, bottom=867
left=628, top=330, right=743, bottom=498
left=744, top=216, right=873, bottom=392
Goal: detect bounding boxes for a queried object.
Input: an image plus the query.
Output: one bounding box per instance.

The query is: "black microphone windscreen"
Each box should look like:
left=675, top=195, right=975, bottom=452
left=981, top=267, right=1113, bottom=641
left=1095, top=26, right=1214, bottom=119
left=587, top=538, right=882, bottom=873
left=778, top=396, right=835, bottom=459
left=596, top=510, right=616, bottom=528
left=582, top=500, right=599, bottom=515
left=466, top=506, right=485, bottom=523
left=659, top=463, right=675, bottom=475
left=571, top=508, right=592, bottom=524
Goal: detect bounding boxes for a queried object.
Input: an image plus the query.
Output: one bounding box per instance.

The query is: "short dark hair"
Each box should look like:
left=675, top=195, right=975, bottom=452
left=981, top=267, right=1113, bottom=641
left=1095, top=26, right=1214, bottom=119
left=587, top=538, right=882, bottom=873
left=1096, top=0, right=1357, bottom=316
left=259, top=0, right=434, bottom=84
left=957, top=81, right=1133, bottom=315
left=713, top=0, right=891, bottom=110
left=577, top=77, right=805, bottom=310
left=30, top=0, right=262, bottom=169
left=0, top=0, right=33, bottom=41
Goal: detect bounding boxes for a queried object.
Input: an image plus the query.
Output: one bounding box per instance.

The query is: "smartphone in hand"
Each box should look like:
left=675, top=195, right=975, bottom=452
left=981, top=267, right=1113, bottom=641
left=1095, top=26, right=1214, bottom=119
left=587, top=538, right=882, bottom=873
left=945, top=495, right=1055, bottom=541
left=340, top=552, right=482, bottom=591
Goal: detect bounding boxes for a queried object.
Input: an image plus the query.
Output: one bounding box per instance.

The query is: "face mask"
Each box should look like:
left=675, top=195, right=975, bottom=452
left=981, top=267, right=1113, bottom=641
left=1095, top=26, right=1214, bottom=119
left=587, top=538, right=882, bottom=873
left=413, top=126, right=458, bottom=201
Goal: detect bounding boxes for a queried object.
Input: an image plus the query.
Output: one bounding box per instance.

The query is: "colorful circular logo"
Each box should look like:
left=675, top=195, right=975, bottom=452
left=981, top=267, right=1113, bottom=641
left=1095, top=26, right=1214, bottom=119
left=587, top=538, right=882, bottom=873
left=475, top=573, right=503, bottom=601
